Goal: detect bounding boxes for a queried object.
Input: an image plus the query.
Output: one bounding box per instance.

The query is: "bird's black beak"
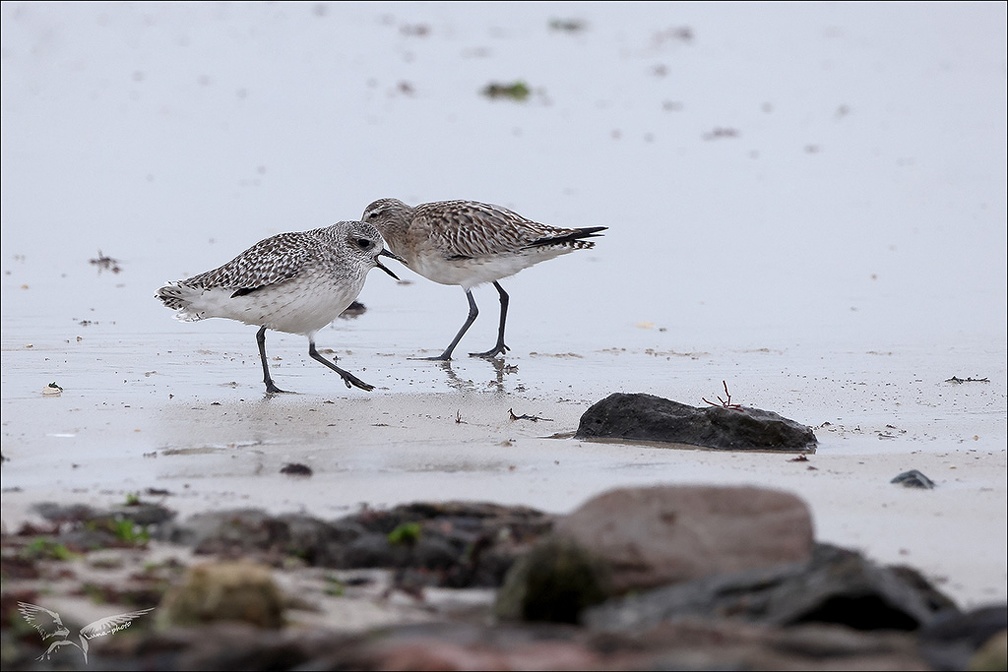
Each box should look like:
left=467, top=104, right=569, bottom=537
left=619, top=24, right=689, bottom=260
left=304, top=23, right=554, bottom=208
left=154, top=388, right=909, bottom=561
left=376, top=248, right=405, bottom=281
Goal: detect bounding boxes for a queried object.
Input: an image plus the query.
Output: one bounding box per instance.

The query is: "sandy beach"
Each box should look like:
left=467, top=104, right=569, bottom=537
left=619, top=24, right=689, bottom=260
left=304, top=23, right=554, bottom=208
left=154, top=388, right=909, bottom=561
left=3, top=336, right=1005, bottom=610
left=2, top=0, right=1006, bottom=626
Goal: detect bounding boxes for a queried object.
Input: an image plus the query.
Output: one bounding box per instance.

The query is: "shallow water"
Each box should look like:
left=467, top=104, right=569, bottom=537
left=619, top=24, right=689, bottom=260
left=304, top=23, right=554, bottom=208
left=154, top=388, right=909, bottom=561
left=2, top=2, right=1006, bottom=607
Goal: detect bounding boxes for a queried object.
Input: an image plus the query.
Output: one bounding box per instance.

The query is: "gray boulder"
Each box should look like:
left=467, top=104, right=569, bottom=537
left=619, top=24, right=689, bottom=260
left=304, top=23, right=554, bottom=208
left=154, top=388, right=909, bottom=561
left=584, top=543, right=954, bottom=633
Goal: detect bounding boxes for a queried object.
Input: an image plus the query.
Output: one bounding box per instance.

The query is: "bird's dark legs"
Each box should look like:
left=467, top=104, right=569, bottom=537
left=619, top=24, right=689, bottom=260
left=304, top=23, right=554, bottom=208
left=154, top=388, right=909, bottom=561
left=422, top=289, right=480, bottom=361
left=309, top=340, right=375, bottom=391
left=257, top=326, right=288, bottom=394
left=469, top=281, right=511, bottom=358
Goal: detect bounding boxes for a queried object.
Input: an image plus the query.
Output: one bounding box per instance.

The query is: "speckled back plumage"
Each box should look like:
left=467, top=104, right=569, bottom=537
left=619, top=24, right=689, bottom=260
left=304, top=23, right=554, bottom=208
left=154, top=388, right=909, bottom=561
left=182, top=230, right=326, bottom=293
left=362, top=198, right=606, bottom=289
left=416, top=200, right=598, bottom=257
left=156, top=220, right=390, bottom=334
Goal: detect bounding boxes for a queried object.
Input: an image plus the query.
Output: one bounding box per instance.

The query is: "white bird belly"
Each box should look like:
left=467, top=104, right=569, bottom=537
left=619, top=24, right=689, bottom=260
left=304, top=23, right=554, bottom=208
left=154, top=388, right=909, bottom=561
left=410, top=248, right=572, bottom=290
left=169, top=270, right=364, bottom=336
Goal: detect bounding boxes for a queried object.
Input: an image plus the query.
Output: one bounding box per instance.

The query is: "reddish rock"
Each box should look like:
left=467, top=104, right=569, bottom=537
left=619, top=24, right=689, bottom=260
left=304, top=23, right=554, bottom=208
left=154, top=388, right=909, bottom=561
left=553, top=485, right=815, bottom=594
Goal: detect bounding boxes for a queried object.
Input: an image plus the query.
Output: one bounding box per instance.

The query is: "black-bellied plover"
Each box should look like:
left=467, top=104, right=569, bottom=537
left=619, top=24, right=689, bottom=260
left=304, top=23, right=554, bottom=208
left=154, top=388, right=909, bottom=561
left=362, top=198, right=606, bottom=360
left=156, top=220, right=403, bottom=393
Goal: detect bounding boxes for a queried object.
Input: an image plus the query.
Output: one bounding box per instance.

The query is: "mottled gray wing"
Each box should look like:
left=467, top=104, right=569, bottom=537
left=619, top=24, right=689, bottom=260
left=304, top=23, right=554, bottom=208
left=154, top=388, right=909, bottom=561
left=182, top=231, right=318, bottom=294
left=418, top=201, right=565, bottom=259
left=79, top=608, right=155, bottom=638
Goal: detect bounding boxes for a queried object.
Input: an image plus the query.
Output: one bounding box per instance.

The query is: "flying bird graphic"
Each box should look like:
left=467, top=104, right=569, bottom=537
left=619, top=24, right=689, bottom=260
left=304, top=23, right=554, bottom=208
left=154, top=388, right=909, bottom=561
left=18, top=601, right=154, bottom=664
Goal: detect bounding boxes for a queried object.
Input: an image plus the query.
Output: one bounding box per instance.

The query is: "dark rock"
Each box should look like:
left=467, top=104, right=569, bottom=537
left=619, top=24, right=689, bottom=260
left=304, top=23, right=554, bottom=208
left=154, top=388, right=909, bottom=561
left=888, top=564, right=960, bottom=613
left=33, top=501, right=176, bottom=526
left=159, top=509, right=344, bottom=565
left=334, top=501, right=555, bottom=587
left=917, top=604, right=1008, bottom=671
left=891, top=470, right=936, bottom=489
left=348, top=501, right=549, bottom=536
left=158, top=502, right=554, bottom=588
left=575, top=392, right=817, bottom=452
left=412, top=534, right=464, bottom=570
left=757, top=543, right=947, bottom=629
left=495, top=537, right=611, bottom=624
left=584, top=543, right=954, bottom=633
left=22, top=502, right=174, bottom=553
left=282, top=514, right=363, bottom=565
left=113, top=502, right=178, bottom=526
left=762, top=544, right=943, bottom=629
left=341, top=532, right=414, bottom=568
left=553, top=485, right=815, bottom=594
left=32, top=501, right=101, bottom=522
left=584, top=561, right=804, bottom=631
left=279, top=462, right=313, bottom=477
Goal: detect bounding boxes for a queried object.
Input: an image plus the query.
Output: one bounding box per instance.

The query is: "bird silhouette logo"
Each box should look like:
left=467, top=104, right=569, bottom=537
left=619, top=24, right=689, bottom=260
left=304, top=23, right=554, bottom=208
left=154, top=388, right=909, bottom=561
left=18, top=601, right=154, bottom=664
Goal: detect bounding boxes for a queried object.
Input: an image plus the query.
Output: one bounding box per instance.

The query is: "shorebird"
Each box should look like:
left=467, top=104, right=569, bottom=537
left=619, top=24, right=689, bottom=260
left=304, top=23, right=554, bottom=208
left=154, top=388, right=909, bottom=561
left=156, top=220, right=403, bottom=393
left=362, top=198, right=606, bottom=360
left=18, top=601, right=155, bottom=664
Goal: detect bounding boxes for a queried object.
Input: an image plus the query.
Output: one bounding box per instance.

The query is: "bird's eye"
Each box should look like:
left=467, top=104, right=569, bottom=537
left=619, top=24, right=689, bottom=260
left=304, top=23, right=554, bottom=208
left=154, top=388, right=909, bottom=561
left=355, top=238, right=371, bottom=250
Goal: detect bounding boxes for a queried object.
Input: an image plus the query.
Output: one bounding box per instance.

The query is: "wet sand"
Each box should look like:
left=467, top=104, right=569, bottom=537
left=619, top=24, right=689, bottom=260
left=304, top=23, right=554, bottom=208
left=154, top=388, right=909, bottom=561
left=2, top=329, right=1005, bottom=610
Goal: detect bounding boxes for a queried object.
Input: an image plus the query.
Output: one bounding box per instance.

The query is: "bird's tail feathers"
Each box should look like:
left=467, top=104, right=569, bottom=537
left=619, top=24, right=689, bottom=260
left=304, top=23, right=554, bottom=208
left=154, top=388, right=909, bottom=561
left=155, top=282, right=205, bottom=322
left=525, top=226, right=607, bottom=251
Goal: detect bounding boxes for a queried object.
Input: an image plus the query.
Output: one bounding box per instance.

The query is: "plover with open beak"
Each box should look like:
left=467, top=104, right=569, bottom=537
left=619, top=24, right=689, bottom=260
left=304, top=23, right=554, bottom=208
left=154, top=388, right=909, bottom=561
left=156, top=220, right=403, bottom=393
left=362, top=198, right=606, bottom=360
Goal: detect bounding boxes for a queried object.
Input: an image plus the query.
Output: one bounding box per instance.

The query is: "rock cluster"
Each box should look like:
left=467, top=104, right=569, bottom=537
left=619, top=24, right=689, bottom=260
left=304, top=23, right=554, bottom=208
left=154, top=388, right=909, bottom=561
left=2, top=485, right=1004, bottom=670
